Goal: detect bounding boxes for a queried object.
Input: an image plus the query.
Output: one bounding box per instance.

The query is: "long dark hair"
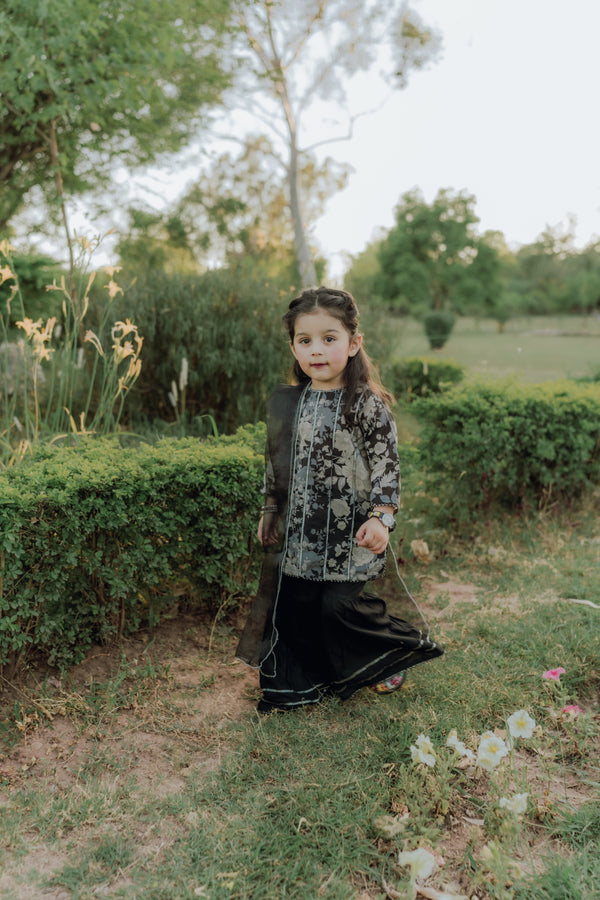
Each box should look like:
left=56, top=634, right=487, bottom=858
left=282, top=286, right=394, bottom=411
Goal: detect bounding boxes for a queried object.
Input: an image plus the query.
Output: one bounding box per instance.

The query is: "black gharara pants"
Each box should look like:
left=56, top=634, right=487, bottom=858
left=258, top=575, right=443, bottom=711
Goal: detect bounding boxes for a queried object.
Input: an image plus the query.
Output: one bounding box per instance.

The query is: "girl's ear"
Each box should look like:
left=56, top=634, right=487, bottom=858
left=289, top=340, right=298, bottom=360
left=348, top=333, right=363, bottom=357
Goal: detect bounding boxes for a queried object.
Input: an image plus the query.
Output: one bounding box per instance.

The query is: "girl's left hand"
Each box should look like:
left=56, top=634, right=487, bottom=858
left=355, top=518, right=390, bottom=555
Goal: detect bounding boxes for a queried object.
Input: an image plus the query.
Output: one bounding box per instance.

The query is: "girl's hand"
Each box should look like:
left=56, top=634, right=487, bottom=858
left=355, top=518, right=390, bottom=555
left=258, top=514, right=279, bottom=547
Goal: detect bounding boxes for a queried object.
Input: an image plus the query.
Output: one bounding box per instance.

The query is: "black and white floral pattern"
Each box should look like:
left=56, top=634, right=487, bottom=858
left=270, top=386, right=399, bottom=582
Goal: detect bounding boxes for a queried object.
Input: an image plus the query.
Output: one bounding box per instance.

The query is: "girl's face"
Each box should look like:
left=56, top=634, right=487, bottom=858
left=290, top=308, right=362, bottom=390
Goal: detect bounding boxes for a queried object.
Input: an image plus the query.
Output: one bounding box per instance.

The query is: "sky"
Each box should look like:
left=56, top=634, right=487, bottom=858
left=67, top=0, right=600, bottom=278
left=309, top=0, right=600, bottom=280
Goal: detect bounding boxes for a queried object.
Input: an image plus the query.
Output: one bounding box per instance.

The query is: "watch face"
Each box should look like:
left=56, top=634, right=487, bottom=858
left=381, top=513, right=395, bottom=529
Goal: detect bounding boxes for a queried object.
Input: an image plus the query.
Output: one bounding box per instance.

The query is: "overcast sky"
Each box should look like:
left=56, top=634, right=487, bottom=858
left=311, top=0, right=600, bottom=279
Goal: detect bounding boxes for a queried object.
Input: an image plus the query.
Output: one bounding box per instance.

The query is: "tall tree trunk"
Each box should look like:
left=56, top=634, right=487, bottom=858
left=288, top=138, right=317, bottom=288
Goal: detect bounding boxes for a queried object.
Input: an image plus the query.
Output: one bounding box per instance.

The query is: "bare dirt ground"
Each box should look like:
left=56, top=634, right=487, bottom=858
left=1, top=578, right=477, bottom=796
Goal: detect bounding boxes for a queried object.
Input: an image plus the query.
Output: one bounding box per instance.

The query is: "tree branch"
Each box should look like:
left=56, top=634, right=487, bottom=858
left=301, top=91, right=393, bottom=153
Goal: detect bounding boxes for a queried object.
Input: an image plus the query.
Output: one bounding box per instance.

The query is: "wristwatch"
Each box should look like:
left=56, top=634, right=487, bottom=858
left=368, top=510, right=396, bottom=532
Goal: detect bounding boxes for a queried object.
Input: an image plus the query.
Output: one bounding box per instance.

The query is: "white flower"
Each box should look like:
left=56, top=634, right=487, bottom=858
left=475, top=731, right=509, bottom=771
left=507, top=710, right=536, bottom=739
left=397, top=847, right=436, bottom=882
left=446, top=729, right=475, bottom=759
left=410, top=734, right=436, bottom=767
left=499, top=793, right=528, bottom=816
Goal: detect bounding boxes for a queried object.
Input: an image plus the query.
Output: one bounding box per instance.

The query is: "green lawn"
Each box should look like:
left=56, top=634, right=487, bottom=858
left=391, top=315, right=600, bottom=383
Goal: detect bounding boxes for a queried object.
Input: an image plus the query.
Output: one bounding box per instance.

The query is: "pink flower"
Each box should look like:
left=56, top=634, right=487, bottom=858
left=542, top=667, right=566, bottom=680
left=562, top=705, right=582, bottom=716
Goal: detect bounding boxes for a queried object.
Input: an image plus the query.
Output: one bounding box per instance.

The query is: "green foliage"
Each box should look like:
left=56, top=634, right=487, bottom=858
left=376, top=188, right=501, bottom=314
left=108, top=264, right=292, bottom=434
left=423, top=310, right=456, bottom=349
left=412, top=379, right=600, bottom=516
left=387, top=356, right=464, bottom=401
left=504, top=228, right=600, bottom=316
left=0, top=0, right=232, bottom=227
left=342, top=240, right=385, bottom=306
left=0, top=426, right=265, bottom=671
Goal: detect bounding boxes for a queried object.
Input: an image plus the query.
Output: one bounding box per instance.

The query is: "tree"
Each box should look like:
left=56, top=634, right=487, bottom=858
left=510, top=225, right=600, bottom=316
left=376, top=188, right=501, bottom=313
left=0, top=0, right=233, bottom=247
left=117, top=134, right=345, bottom=284
left=343, top=236, right=386, bottom=305
left=228, top=0, right=441, bottom=286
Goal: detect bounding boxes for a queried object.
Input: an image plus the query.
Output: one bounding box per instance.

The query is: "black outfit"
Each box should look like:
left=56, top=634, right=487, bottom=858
left=236, top=383, right=443, bottom=711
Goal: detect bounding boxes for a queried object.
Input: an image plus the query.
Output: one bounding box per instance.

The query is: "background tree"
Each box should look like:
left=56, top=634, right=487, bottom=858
left=376, top=187, right=502, bottom=314
left=508, top=223, right=600, bottom=316
left=0, top=0, right=233, bottom=256
left=343, top=237, right=386, bottom=305
left=227, top=0, right=441, bottom=286
left=117, top=134, right=344, bottom=284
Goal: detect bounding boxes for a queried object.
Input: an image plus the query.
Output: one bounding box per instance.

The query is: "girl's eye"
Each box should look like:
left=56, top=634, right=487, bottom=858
left=325, top=336, right=335, bottom=342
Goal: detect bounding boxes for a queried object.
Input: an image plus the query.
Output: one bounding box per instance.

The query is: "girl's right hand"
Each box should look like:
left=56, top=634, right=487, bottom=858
left=258, top=514, right=279, bottom=547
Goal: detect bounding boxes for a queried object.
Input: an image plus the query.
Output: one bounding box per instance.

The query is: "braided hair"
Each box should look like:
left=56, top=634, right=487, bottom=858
left=282, top=286, right=394, bottom=412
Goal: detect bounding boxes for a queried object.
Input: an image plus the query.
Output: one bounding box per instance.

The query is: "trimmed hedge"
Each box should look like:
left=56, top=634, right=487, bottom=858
left=423, top=311, right=456, bottom=349
left=412, top=380, right=600, bottom=515
left=0, top=426, right=265, bottom=671
left=387, top=356, right=465, bottom=402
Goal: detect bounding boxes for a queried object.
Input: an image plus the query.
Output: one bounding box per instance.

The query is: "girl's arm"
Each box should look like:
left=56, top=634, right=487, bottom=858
left=355, top=393, right=400, bottom=554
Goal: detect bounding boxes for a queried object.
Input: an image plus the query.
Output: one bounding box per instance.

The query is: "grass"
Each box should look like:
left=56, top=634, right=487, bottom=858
left=0, top=501, right=598, bottom=899
left=0, top=316, right=599, bottom=898
left=391, top=314, right=600, bottom=383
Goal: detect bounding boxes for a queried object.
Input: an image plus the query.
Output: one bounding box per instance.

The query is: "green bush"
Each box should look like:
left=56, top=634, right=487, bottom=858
left=105, top=264, right=292, bottom=433
left=412, top=379, right=600, bottom=516
left=423, top=311, right=456, bottom=349
left=387, top=356, right=464, bottom=402
left=0, top=426, right=265, bottom=671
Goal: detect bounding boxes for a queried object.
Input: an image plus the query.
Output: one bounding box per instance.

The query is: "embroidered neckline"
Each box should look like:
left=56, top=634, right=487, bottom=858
left=308, top=385, right=344, bottom=394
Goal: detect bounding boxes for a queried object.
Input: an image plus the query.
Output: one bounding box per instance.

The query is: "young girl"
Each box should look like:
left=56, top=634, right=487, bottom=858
left=236, top=286, right=443, bottom=712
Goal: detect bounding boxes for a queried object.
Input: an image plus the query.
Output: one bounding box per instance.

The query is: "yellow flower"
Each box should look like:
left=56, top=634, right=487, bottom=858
left=84, top=330, right=105, bottom=357
left=46, top=276, right=67, bottom=293
left=76, top=235, right=93, bottom=252
left=113, top=340, right=135, bottom=364
left=107, top=279, right=123, bottom=300
left=16, top=317, right=43, bottom=338
left=0, top=265, right=15, bottom=285
left=111, top=319, right=138, bottom=339
left=0, top=239, right=16, bottom=256
left=16, top=316, right=56, bottom=362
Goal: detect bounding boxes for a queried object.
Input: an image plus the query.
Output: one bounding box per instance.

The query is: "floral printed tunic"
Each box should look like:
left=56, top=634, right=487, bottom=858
left=266, top=386, right=399, bottom=583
